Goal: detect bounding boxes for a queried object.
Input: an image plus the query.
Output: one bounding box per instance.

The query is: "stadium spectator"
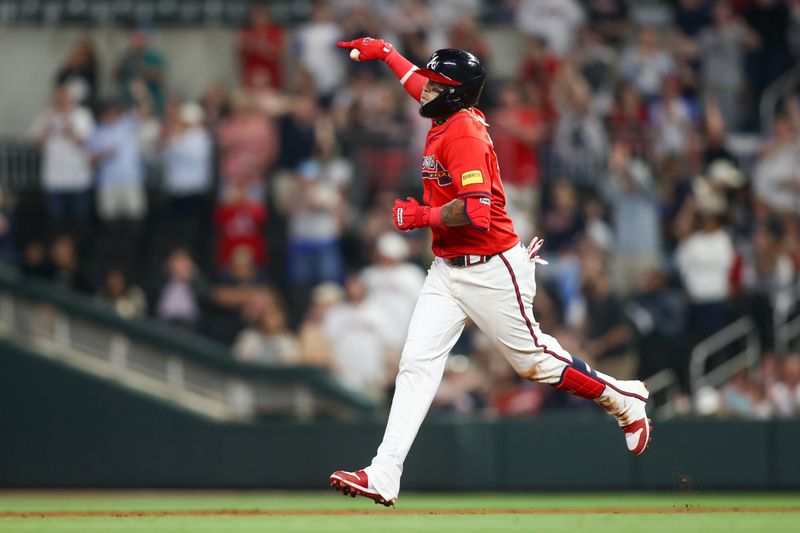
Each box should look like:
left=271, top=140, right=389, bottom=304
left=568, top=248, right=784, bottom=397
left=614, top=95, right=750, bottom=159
left=286, top=159, right=346, bottom=318
left=753, top=113, right=800, bottom=215
left=649, top=75, right=696, bottom=160
left=21, top=241, right=49, bottom=279
left=696, top=1, right=759, bottom=131
left=323, top=274, right=390, bottom=400
left=619, top=27, right=676, bottom=102
left=553, top=68, right=608, bottom=185
left=55, top=37, right=98, bottom=109
left=155, top=248, right=206, bottom=330
left=201, top=81, right=231, bottom=130
left=213, top=183, right=267, bottom=273
left=743, top=0, right=794, bottom=99
left=96, top=266, right=147, bottom=319
left=609, top=83, right=650, bottom=157
left=237, top=4, right=286, bottom=90
left=115, top=25, right=166, bottom=117
left=217, top=88, right=278, bottom=198
left=297, top=282, right=342, bottom=369
left=584, top=0, right=630, bottom=46
left=294, top=0, right=345, bottom=103
left=86, top=100, right=147, bottom=272
left=47, top=234, right=93, bottom=294
left=277, top=93, right=318, bottom=171
left=602, top=142, right=662, bottom=296
left=627, top=268, right=689, bottom=385
left=206, top=246, right=269, bottom=344
left=517, top=35, right=561, bottom=129
left=675, top=209, right=736, bottom=343
left=159, top=101, right=214, bottom=259
left=514, top=0, right=585, bottom=56
left=432, top=354, right=490, bottom=414
left=572, top=26, right=618, bottom=106
left=32, top=84, right=94, bottom=240
left=86, top=101, right=146, bottom=223
left=447, top=15, right=491, bottom=66
left=580, top=256, right=634, bottom=379
left=490, top=82, right=543, bottom=241
left=360, top=233, right=426, bottom=359
left=233, top=289, right=299, bottom=365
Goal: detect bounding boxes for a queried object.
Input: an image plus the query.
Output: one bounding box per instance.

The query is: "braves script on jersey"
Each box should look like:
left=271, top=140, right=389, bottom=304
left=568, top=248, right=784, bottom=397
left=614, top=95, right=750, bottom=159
left=421, top=108, right=519, bottom=257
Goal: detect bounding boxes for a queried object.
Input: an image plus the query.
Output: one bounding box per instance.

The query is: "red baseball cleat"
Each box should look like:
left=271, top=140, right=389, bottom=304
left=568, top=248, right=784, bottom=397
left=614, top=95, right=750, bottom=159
left=329, top=469, right=396, bottom=507
left=622, top=416, right=653, bottom=455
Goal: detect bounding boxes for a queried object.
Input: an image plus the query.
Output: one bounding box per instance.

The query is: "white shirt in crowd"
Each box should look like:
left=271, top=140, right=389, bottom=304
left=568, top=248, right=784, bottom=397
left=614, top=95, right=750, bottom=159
left=753, top=144, right=800, bottom=214
left=162, top=127, right=213, bottom=196
left=295, top=21, right=344, bottom=96
left=675, top=228, right=735, bottom=303
left=323, top=299, right=388, bottom=399
left=361, top=262, right=426, bottom=348
left=514, top=0, right=585, bottom=56
left=86, top=114, right=143, bottom=187
left=32, top=106, right=94, bottom=192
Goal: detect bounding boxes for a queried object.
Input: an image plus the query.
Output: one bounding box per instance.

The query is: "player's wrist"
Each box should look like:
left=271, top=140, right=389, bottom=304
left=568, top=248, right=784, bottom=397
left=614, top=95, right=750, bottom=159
left=382, top=46, right=396, bottom=63
left=427, top=206, right=444, bottom=228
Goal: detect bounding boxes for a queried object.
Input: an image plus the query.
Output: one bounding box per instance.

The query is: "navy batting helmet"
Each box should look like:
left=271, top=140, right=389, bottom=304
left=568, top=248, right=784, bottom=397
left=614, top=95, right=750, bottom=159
left=416, top=49, right=485, bottom=119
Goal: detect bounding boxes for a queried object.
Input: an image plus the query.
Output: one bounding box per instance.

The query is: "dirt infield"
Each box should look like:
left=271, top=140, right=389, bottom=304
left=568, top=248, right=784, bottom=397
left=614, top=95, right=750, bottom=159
left=2, top=507, right=799, bottom=518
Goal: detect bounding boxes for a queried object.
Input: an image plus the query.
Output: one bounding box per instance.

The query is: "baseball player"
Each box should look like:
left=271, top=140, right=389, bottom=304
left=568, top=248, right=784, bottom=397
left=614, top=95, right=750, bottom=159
left=330, top=38, right=651, bottom=507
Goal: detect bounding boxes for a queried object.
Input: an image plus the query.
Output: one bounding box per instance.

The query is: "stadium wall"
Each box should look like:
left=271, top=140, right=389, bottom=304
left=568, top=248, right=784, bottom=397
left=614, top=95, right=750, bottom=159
left=2, top=341, right=798, bottom=490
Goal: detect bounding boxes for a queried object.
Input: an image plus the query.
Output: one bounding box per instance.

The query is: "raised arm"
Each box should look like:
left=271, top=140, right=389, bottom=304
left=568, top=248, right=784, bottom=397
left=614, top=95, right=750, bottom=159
left=337, top=37, right=426, bottom=102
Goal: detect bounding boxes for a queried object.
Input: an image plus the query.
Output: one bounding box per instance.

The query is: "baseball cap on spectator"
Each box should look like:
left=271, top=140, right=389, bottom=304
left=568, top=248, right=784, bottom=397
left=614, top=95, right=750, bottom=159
left=376, top=232, right=409, bottom=262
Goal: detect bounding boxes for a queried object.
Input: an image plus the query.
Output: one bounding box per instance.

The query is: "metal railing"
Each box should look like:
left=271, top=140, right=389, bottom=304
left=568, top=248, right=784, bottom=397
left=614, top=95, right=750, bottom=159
left=0, top=267, right=374, bottom=422
left=643, top=367, right=681, bottom=420
left=689, top=316, right=761, bottom=394
left=773, top=281, right=800, bottom=355
left=0, top=138, right=40, bottom=192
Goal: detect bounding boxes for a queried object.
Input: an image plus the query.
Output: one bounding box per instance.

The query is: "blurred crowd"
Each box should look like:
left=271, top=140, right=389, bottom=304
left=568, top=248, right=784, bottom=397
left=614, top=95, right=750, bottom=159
left=6, top=0, right=800, bottom=418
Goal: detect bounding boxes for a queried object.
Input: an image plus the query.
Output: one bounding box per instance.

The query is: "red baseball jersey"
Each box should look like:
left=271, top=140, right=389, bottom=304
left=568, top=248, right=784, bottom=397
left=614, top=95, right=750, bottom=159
left=421, top=108, right=519, bottom=258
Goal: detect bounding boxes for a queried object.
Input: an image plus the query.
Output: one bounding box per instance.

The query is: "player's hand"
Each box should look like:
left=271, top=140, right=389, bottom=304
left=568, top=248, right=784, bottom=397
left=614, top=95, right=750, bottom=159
left=393, top=197, right=430, bottom=231
left=337, top=37, right=393, bottom=62
left=526, top=236, right=548, bottom=265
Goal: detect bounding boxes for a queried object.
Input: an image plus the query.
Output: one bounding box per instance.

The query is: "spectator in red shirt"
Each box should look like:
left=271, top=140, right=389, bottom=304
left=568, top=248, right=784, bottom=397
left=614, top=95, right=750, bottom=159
left=237, top=4, right=286, bottom=90
left=214, top=183, right=267, bottom=272
left=518, top=35, right=562, bottom=131
left=490, top=82, right=543, bottom=242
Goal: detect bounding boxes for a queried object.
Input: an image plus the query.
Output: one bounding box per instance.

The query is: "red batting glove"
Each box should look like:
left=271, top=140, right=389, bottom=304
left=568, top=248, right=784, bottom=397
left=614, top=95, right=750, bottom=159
left=392, top=197, right=430, bottom=231
left=337, top=37, right=394, bottom=61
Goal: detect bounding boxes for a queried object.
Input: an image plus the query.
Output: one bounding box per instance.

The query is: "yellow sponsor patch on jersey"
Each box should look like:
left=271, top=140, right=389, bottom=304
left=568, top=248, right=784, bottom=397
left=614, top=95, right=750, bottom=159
left=461, top=170, right=484, bottom=186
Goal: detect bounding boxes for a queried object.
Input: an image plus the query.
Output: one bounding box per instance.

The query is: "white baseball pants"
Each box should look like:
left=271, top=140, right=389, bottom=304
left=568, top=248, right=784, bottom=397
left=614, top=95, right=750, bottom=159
left=366, top=242, right=643, bottom=500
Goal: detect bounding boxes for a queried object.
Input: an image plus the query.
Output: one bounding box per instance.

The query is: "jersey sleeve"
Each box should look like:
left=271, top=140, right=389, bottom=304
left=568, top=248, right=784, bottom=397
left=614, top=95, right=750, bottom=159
left=385, top=49, right=425, bottom=102
left=442, top=135, right=493, bottom=200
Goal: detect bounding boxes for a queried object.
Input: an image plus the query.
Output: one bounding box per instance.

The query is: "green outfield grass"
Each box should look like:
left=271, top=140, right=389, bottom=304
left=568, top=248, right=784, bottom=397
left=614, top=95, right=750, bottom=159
left=0, top=491, right=798, bottom=533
